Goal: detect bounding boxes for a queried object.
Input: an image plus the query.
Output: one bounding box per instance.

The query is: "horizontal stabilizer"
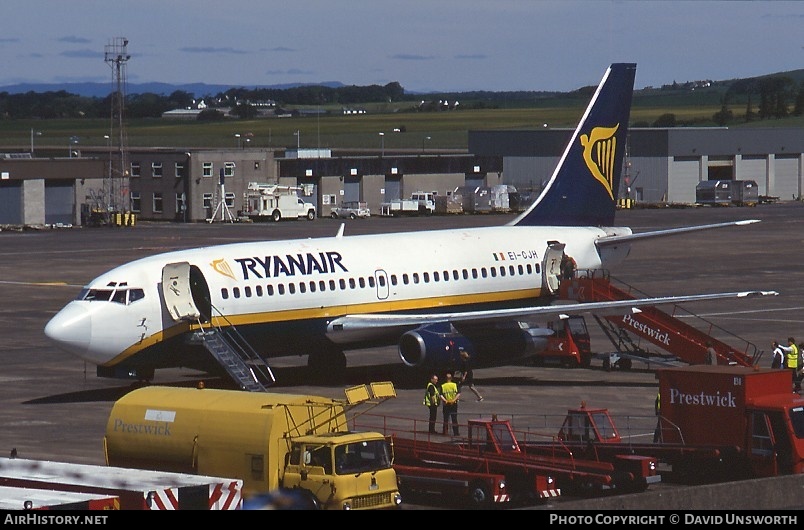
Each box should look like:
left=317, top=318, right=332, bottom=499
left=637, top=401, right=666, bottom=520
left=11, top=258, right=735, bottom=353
left=596, top=219, right=761, bottom=247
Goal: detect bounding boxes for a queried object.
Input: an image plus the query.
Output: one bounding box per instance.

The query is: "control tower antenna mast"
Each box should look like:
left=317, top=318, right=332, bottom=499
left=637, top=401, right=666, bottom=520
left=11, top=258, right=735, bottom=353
left=104, top=37, right=131, bottom=218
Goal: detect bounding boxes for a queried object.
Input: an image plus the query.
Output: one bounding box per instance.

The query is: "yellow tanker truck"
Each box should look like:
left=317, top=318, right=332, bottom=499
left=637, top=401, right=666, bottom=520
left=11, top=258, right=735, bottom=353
left=103, top=382, right=402, bottom=510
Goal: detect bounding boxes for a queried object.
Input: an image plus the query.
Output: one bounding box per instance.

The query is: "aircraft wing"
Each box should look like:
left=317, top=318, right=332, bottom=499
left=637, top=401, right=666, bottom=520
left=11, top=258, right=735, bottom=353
left=595, top=219, right=760, bottom=247
left=326, top=290, right=778, bottom=335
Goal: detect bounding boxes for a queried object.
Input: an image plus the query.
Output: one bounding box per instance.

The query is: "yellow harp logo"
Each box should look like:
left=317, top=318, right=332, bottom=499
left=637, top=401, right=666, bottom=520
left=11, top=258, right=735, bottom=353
left=580, top=124, right=619, bottom=200
left=211, top=258, right=236, bottom=280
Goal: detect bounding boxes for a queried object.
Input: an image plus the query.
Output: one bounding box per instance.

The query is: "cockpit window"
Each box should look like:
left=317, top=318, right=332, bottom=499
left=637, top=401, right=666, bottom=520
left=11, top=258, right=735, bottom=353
left=79, top=287, right=145, bottom=305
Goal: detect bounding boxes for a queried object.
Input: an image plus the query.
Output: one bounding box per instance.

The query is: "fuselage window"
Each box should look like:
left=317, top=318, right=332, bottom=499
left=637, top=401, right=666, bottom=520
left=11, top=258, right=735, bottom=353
left=256, top=285, right=263, bottom=296
left=368, top=276, right=376, bottom=288
left=412, top=273, right=420, bottom=284
left=278, top=284, right=286, bottom=295
left=433, top=271, right=440, bottom=282
left=233, top=287, right=241, bottom=299
left=309, top=281, right=316, bottom=293
left=358, top=277, right=365, bottom=288
left=444, top=270, right=450, bottom=281
left=299, top=282, right=306, bottom=293
left=518, top=264, right=524, bottom=275
left=267, top=285, right=275, bottom=296
left=472, top=268, right=478, bottom=279
left=390, top=275, right=398, bottom=286
left=490, top=267, right=497, bottom=278
left=452, top=270, right=459, bottom=281
left=349, top=278, right=356, bottom=289
left=481, top=268, right=487, bottom=278
left=462, top=269, right=469, bottom=280
left=500, top=266, right=506, bottom=276
left=244, top=286, right=252, bottom=297
left=376, top=276, right=384, bottom=287
left=339, top=278, right=346, bottom=290
left=289, top=283, right=296, bottom=294
left=329, top=279, right=336, bottom=291
left=402, top=273, right=409, bottom=285
left=221, top=288, right=229, bottom=299
left=526, top=264, right=533, bottom=274
left=534, top=264, right=540, bottom=273
left=319, top=280, right=326, bottom=291
left=129, top=288, right=145, bottom=303
left=509, top=265, right=516, bottom=276
left=423, top=272, right=430, bottom=283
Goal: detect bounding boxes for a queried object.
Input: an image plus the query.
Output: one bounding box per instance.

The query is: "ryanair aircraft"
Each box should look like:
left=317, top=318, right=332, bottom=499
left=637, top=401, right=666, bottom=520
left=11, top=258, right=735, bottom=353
left=45, top=64, right=776, bottom=390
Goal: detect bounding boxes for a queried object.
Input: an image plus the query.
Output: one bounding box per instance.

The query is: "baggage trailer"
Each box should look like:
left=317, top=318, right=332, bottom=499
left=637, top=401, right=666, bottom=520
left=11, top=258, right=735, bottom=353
left=0, top=457, right=241, bottom=510
left=393, top=463, right=509, bottom=508
left=382, top=416, right=657, bottom=500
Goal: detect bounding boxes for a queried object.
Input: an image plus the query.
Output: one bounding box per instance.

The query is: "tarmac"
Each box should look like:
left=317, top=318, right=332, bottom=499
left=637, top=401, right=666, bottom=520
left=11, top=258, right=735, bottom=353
left=1, top=201, right=803, bottom=511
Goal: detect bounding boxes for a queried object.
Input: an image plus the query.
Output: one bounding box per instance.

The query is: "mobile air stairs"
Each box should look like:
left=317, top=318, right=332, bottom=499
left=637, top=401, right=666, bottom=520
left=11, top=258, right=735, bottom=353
left=559, top=270, right=762, bottom=370
left=192, top=320, right=276, bottom=392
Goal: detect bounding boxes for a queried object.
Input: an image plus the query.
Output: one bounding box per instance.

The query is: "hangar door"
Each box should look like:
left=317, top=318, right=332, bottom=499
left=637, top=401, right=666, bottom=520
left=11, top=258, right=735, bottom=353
left=0, top=182, right=22, bottom=224
left=45, top=182, right=75, bottom=225
left=343, top=175, right=360, bottom=202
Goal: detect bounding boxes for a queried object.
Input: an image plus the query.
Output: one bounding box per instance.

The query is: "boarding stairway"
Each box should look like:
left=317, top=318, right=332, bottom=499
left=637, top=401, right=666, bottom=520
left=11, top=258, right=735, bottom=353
left=560, top=270, right=761, bottom=368
left=192, top=317, right=276, bottom=391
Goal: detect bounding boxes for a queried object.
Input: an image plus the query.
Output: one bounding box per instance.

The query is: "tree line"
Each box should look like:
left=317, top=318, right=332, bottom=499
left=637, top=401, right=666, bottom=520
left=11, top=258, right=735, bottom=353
left=0, top=75, right=801, bottom=124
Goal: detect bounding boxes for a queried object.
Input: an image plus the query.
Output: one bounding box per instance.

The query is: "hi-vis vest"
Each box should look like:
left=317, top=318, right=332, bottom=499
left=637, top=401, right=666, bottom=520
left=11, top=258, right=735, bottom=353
left=423, top=382, right=440, bottom=406
left=441, top=381, right=459, bottom=404
left=787, top=343, right=799, bottom=369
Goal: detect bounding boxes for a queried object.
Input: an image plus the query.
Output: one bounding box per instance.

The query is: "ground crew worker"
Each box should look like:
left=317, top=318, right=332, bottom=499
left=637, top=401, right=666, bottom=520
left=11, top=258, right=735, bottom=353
left=783, top=337, right=801, bottom=392
left=423, top=374, right=441, bottom=434
left=440, top=372, right=461, bottom=436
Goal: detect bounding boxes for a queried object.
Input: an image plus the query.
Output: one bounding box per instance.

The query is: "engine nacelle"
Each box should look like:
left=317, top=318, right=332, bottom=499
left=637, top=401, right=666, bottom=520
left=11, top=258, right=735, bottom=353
left=398, top=323, right=553, bottom=369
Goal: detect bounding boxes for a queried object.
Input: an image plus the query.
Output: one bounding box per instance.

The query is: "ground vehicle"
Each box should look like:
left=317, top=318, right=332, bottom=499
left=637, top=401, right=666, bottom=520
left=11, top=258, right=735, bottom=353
left=104, top=383, right=402, bottom=510
left=380, top=191, right=435, bottom=216
left=244, top=182, right=316, bottom=221
left=656, top=365, right=804, bottom=478
left=393, top=464, right=509, bottom=508
left=695, top=179, right=759, bottom=207
left=0, top=457, right=242, bottom=510
left=331, top=201, right=371, bottom=219
left=529, top=315, right=592, bottom=367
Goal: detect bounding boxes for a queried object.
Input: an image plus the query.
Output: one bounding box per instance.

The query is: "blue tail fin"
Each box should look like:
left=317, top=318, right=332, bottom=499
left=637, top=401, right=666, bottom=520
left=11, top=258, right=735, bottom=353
left=510, top=63, right=636, bottom=227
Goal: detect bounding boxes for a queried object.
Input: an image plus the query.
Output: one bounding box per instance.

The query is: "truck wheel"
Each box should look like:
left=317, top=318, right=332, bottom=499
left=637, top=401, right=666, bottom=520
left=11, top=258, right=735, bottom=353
left=331, top=212, right=338, bottom=219
left=467, top=482, right=490, bottom=508
left=349, top=213, right=356, bottom=220
left=271, top=210, right=281, bottom=222
left=306, top=210, right=316, bottom=220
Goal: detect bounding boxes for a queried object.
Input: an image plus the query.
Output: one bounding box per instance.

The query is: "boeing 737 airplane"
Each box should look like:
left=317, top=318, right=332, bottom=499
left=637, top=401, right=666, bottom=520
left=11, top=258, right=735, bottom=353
left=45, top=63, right=777, bottom=390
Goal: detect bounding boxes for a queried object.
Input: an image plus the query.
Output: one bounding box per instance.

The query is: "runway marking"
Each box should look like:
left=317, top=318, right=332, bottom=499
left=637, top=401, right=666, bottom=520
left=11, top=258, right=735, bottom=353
left=0, top=280, right=82, bottom=288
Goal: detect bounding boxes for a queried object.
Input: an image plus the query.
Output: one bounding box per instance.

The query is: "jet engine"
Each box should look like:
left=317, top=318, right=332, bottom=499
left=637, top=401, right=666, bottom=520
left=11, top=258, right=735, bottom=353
left=398, top=322, right=554, bottom=369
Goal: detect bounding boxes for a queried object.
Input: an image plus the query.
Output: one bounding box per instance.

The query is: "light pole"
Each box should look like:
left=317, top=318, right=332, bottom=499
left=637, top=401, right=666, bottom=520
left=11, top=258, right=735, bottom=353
left=30, top=128, right=42, bottom=155
left=294, top=130, right=300, bottom=150
left=379, top=132, right=384, bottom=157
left=68, top=136, right=79, bottom=158
left=422, top=136, right=431, bottom=153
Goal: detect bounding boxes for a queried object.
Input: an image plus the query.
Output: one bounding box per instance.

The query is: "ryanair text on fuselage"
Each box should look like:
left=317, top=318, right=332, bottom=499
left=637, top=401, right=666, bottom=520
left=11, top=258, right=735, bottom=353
left=233, top=251, right=349, bottom=280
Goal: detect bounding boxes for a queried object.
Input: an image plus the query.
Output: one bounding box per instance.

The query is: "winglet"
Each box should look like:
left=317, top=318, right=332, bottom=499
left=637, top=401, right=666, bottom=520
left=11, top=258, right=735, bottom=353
left=335, top=223, right=345, bottom=238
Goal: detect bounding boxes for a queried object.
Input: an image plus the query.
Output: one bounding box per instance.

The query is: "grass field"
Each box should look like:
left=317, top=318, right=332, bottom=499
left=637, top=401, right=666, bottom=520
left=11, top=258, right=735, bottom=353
left=0, top=100, right=800, bottom=153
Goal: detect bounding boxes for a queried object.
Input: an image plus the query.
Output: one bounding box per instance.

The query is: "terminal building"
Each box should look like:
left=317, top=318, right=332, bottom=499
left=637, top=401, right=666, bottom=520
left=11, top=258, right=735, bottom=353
left=0, top=127, right=802, bottom=226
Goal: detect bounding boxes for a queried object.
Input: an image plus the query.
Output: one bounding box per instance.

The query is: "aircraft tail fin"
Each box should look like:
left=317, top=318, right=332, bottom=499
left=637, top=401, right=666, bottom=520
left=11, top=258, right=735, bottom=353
left=510, top=63, right=636, bottom=227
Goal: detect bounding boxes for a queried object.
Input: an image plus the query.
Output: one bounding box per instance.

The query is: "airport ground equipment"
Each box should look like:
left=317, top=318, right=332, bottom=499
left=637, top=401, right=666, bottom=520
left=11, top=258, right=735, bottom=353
left=393, top=463, right=510, bottom=509
left=354, top=412, right=657, bottom=504
left=0, top=485, right=119, bottom=511
left=104, top=382, right=402, bottom=510
left=243, top=182, right=316, bottom=221
left=655, top=365, right=804, bottom=478
left=559, top=271, right=762, bottom=369
left=695, top=179, right=759, bottom=207
left=521, top=367, right=804, bottom=482
left=0, top=457, right=241, bottom=510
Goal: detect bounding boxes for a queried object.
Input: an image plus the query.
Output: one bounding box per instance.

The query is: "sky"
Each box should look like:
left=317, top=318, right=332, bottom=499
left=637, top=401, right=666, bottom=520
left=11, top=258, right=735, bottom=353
left=1, top=0, right=802, bottom=93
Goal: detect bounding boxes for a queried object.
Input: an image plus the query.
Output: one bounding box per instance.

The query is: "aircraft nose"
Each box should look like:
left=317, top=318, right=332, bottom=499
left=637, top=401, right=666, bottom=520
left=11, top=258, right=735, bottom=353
left=45, top=303, right=91, bottom=358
